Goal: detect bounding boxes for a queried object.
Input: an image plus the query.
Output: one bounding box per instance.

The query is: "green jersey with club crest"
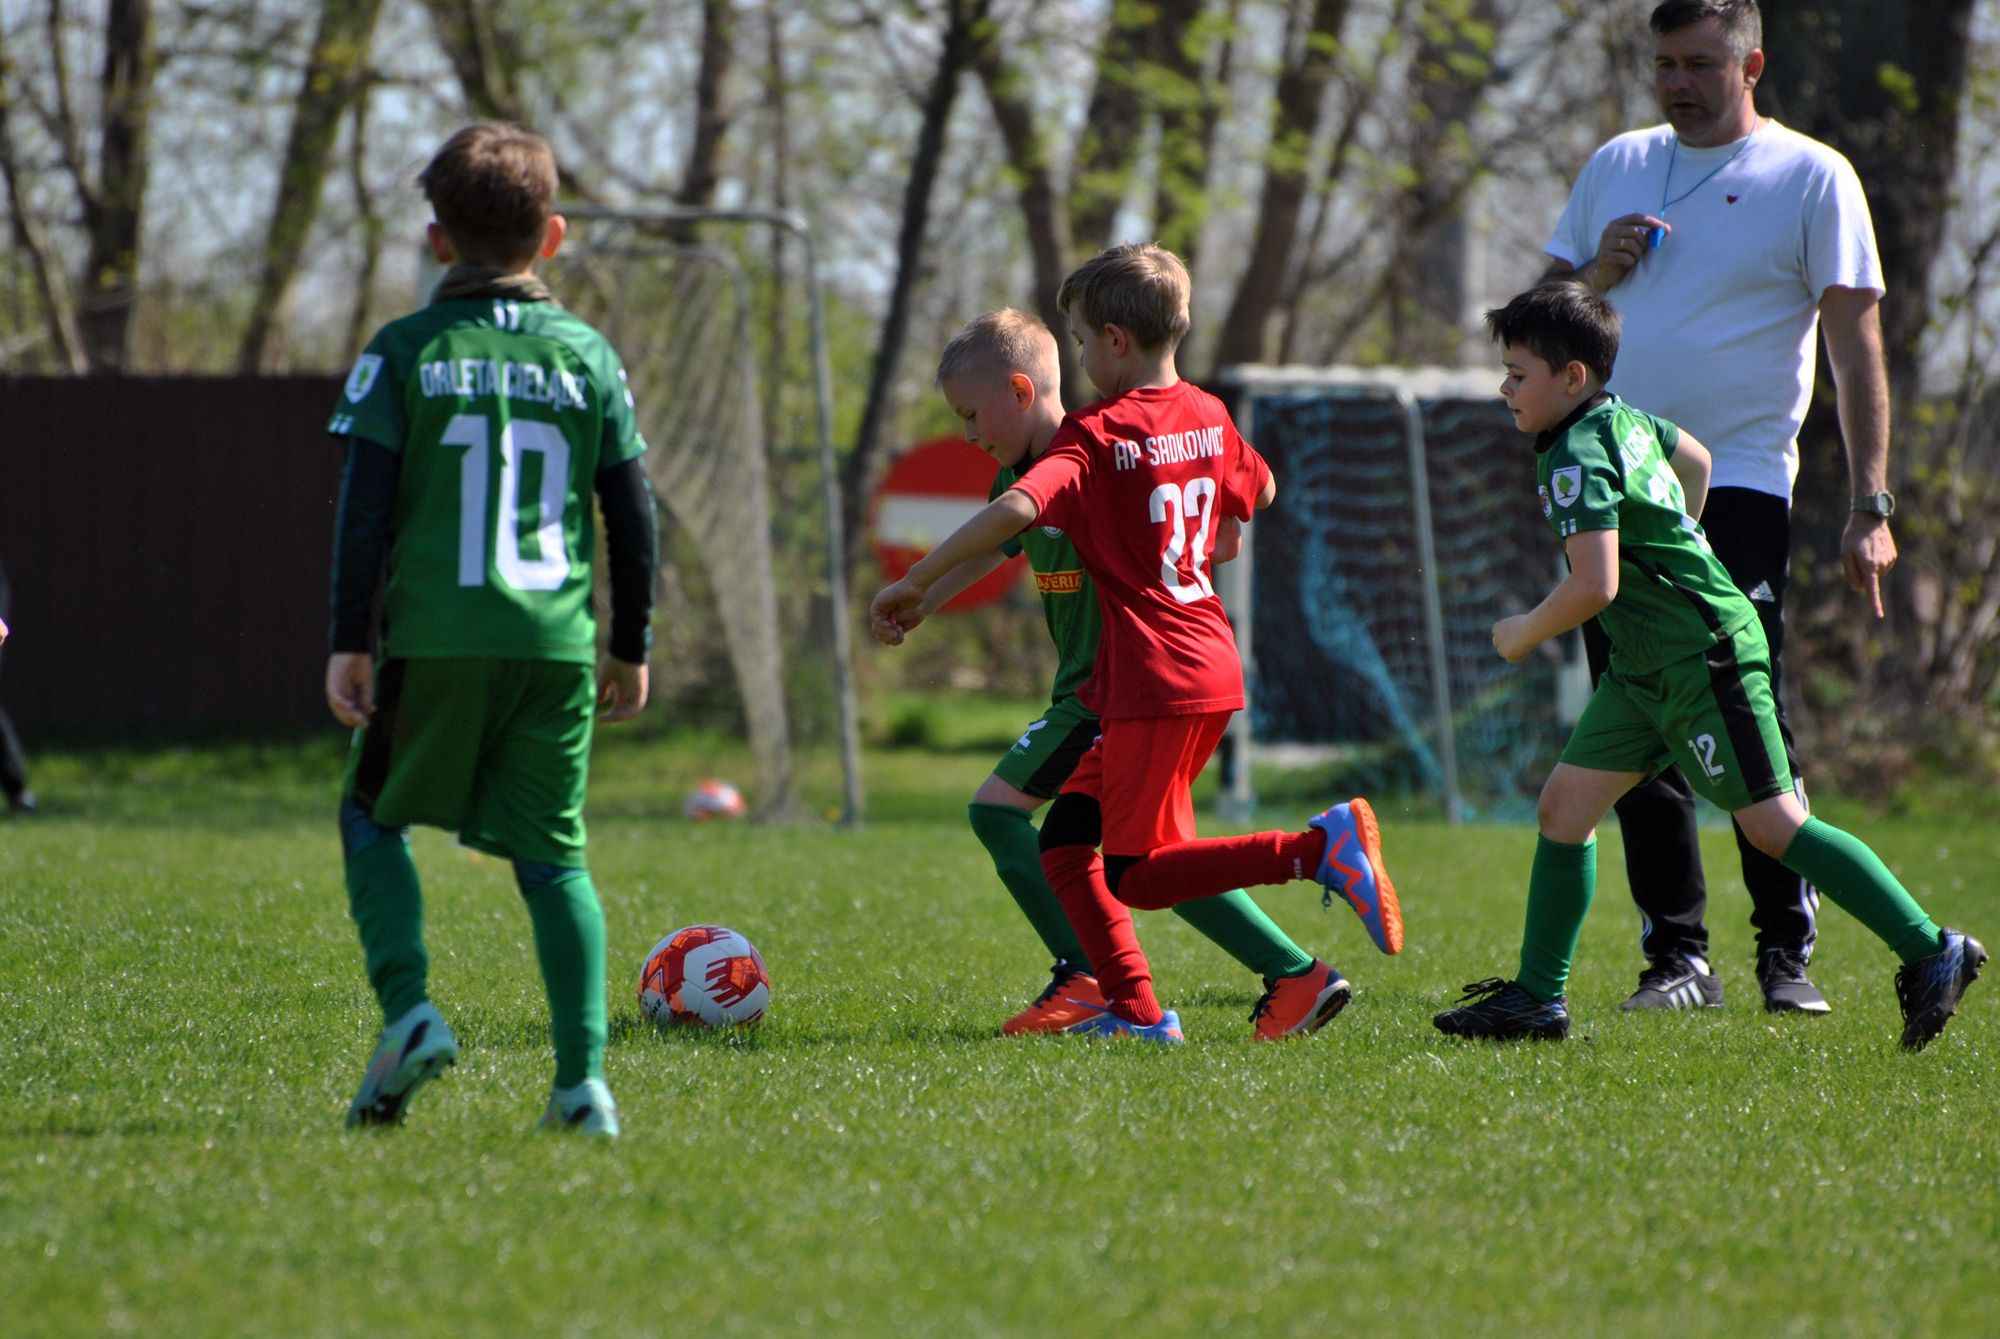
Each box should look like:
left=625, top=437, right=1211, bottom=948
left=1537, top=394, right=1757, bottom=674
left=329, top=296, right=646, bottom=663
left=996, top=459, right=1101, bottom=704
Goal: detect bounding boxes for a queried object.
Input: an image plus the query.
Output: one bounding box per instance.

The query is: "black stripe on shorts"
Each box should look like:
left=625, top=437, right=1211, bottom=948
left=350, top=658, right=406, bottom=815
left=1022, top=717, right=1104, bottom=800
left=1704, top=639, right=1780, bottom=799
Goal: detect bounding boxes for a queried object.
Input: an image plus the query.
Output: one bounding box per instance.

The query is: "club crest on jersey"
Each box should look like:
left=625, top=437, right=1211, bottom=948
left=1042, top=525, right=1064, bottom=538
left=344, top=353, right=384, bottom=404
left=1551, top=466, right=1583, bottom=509
left=1538, top=485, right=1552, bottom=519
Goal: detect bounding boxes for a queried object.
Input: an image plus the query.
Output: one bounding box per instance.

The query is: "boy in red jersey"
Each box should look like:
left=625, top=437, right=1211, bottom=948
left=872, top=244, right=1404, bottom=1040
left=877, top=309, right=1355, bottom=1042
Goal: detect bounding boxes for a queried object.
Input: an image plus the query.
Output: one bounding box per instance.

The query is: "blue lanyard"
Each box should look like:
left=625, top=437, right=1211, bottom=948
left=1660, top=123, right=1759, bottom=217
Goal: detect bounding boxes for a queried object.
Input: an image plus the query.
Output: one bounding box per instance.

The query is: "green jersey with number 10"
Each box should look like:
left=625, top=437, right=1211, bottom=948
left=328, top=296, right=646, bottom=663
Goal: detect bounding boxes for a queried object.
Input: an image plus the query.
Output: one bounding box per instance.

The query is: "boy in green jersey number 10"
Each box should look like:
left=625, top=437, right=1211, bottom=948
left=324, top=124, right=659, bottom=1134
left=872, top=309, right=1353, bottom=1041
left=1433, top=281, right=1982, bottom=1048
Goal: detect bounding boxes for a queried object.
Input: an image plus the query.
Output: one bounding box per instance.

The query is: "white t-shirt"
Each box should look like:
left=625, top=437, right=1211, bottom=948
left=1545, top=120, right=1883, bottom=499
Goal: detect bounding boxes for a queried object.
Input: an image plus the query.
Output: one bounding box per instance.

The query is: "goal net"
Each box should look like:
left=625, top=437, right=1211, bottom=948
left=1216, top=366, right=1587, bottom=821
left=538, top=211, right=854, bottom=821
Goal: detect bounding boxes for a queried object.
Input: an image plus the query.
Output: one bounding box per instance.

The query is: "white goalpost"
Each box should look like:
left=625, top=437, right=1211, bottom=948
left=1214, top=364, right=1582, bottom=824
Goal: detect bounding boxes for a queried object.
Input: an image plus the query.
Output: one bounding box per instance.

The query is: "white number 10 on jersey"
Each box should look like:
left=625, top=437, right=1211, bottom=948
left=1151, top=477, right=1218, bottom=604
left=442, top=412, right=572, bottom=591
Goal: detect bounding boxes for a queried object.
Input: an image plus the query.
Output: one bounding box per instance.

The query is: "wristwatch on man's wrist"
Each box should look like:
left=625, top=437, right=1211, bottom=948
left=1850, top=490, right=1895, bottom=518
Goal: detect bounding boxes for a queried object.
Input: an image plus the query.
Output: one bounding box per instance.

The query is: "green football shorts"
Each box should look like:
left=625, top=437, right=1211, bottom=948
left=1561, top=622, right=1793, bottom=813
left=345, top=657, right=597, bottom=867
left=991, top=694, right=1101, bottom=800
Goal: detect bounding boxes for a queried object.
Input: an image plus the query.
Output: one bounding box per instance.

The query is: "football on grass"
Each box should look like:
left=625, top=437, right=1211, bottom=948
left=684, top=778, right=748, bottom=821
left=639, top=925, right=770, bottom=1027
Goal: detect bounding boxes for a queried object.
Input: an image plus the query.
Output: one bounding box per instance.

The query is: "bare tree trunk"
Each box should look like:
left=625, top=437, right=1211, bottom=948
left=660, top=0, right=736, bottom=249
left=1758, top=0, right=1979, bottom=737
left=760, top=0, right=793, bottom=501
left=1274, top=0, right=1387, bottom=364
left=1379, top=0, right=1500, bottom=364
left=420, top=0, right=525, bottom=121
left=1207, top=0, right=1350, bottom=373
left=77, top=0, right=155, bottom=373
left=344, top=96, right=384, bottom=360
left=678, top=0, right=734, bottom=211
left=419, top=0, right=592, bottom=199
left=1069, top=0, right=1151, bottom=249
left=1150, top=0, right=1223, bottom=265
left=0, top=31, right=85, bottom=372
left=238, top=0, right=385, bottom=373
left=840, top=0, right=988, bottom=565
left=968, top=25, right=1080, bottom=403
left=1759, top=0, right=1971, bottom=404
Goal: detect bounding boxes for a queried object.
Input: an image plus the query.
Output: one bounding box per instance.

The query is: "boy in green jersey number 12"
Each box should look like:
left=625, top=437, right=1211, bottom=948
left=324, top=124, right=659, bottom=1134
left=872, top=310, right=1353, bottom=1041
left=1433, top=281, right=1982, bottom=1048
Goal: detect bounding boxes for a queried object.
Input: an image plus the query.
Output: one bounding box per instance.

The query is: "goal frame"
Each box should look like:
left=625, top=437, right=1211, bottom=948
left=560, top=204, right=865, bottom=828
left=1215, top=363, right=1509, bottom=826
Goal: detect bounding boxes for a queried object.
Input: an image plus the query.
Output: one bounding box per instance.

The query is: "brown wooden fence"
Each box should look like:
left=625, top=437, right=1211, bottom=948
left=0, top=375, right=347, bottom=735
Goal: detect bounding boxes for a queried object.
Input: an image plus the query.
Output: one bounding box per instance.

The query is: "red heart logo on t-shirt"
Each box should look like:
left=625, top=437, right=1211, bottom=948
left=1726, top=194, right=1740, bottom=203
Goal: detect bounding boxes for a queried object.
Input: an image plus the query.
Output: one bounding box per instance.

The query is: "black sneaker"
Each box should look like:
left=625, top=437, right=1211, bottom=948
left=1757, top=948, right=1831, bottom=1014
left=1619, top=954, right=1723, bottom=1011
left=1895, top=927, right=1987, bottom=1051
left=1433, top=978, right=1571, bottom=1041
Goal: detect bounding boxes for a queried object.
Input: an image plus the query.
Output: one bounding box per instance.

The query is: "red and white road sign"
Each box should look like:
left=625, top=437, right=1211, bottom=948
left=870, top=437, right=1026, bottom=612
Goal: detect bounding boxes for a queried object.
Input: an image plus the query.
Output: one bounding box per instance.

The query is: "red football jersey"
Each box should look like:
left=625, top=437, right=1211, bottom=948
left=1010, top=380, right=1270, bottom=719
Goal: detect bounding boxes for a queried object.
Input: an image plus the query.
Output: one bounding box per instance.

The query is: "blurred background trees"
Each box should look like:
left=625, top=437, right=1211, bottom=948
left=2, top=0, right=1996, bottom=783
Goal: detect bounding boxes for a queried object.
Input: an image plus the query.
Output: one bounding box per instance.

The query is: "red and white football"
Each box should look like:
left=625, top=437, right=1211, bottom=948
left=684, top=778, right=748, bottom=822
left=638, top=925, right=770, bottom=1027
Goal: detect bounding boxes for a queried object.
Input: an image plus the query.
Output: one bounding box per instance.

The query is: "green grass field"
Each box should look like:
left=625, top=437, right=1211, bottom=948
left=3, top=716, right=1995, bottom=1337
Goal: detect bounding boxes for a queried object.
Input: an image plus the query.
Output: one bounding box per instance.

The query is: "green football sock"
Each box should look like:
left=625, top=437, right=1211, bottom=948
left=1780, top=817, right=1942, bottom=963
left=520, top=868, right=608, bottom=1088
left=1174, top=890, right=1317, bottom=982
left=1518, top=835, right=1596, bottom=1001
left=345, top=835, right=429, bottom=1025
left=969, top=803, right=1091, bottom=972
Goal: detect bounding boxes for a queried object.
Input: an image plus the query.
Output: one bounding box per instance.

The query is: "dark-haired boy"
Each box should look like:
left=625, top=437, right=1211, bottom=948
left=326, top=123, right=658, bottom=1133
left=873, top=245, right=1403, bottom=1042
left=1433, top=281, right=1982, bottom=1047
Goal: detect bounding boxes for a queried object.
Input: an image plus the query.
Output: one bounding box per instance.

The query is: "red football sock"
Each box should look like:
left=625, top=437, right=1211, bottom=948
left=1112, top=829, right=1326, bottom=910
left=1040, top=844, right=1162, bottom=1025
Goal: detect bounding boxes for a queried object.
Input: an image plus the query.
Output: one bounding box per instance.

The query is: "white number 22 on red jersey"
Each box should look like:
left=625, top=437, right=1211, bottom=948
left=1150, top=477, right=1217, bottom=604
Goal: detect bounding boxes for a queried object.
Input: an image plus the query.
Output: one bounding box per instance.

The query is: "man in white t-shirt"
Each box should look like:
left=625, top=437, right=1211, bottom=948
left=1542, top=0, right=1896, bottom=1016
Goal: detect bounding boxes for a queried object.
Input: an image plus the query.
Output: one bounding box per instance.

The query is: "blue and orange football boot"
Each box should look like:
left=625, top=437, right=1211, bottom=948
left=1250, top=959, right=1353, bottom=1041
left=1002, top=963, right=1111, bottom=1036
left=1066, top=1005, right=1186, bottom=1044
left=1309, top=797, right=1403, bottom=954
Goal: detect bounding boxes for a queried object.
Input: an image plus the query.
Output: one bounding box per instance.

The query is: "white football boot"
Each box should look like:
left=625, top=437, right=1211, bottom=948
left=537, top=1077, right=620, bottom=1138
left=346, top=1000, right=459, bottom=1127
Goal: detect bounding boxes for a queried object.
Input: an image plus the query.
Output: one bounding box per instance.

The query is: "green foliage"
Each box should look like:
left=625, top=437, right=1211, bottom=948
left=1876, top=62, right=1922, bottom=117
left=2, top=736, right=1996, bottom=1334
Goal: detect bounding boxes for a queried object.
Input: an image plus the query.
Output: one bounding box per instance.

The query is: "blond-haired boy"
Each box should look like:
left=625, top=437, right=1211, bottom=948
left=873, top=247, right=1404, bottom=1040
left=878, top=309, right=1353, bottom=1039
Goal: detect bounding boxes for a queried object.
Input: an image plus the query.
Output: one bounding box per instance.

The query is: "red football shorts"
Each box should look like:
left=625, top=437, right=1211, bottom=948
left=1059, top=711, right=1232, bottom=855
